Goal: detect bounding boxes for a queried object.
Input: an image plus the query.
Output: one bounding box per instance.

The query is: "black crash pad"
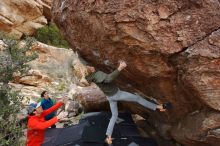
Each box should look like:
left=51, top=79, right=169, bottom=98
left=43, top=112, right=158, bottom=146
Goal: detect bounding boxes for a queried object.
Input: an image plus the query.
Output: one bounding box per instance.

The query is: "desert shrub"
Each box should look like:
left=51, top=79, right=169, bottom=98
left=0, top=34, right=37, bottom=146
left=35, top=23, right=69, bottom=48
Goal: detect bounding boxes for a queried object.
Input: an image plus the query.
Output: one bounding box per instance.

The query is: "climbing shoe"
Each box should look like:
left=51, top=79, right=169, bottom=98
left=162, top=102, right=172, bottom=110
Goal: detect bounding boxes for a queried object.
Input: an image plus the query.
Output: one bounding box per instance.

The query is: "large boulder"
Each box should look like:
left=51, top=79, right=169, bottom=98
left=0, top=0, right=52, bottom=38
left=174, top=29, right=220, bottom=111
left=171, top=110, right=220, bottom=146
left=52, top=0, right=220, bottom=145
left=74, top=83, right=109, bottom=112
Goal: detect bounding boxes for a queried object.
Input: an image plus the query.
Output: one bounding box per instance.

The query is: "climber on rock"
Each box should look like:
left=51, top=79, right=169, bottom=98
left=85, top=60, right=171, bottom=145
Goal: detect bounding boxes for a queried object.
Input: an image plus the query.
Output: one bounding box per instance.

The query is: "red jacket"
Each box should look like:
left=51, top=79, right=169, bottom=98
left=26, top=102, right=63, bottom=146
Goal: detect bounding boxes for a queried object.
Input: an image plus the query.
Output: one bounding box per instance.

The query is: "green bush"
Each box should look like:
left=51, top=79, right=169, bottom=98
left=0, top=87, right=24, bottom=146
left=35, top=23, right=69, bottom=48
left=0, top=34, right=37, bottom=146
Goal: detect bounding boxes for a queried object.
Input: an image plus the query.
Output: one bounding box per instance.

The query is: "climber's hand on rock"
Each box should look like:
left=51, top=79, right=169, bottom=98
left=118, top=60, right=127, bottom=71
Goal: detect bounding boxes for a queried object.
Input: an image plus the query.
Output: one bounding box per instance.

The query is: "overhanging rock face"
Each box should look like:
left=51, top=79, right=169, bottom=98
left=52, top=0, right=220, bottom=145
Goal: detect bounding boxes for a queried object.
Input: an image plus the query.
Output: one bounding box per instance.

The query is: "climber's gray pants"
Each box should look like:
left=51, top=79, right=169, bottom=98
left=106, top=90, right=157, bottom=136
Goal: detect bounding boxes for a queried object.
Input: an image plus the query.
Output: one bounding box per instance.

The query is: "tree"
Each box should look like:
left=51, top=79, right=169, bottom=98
left=0, top=34, right=37, bottom=146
